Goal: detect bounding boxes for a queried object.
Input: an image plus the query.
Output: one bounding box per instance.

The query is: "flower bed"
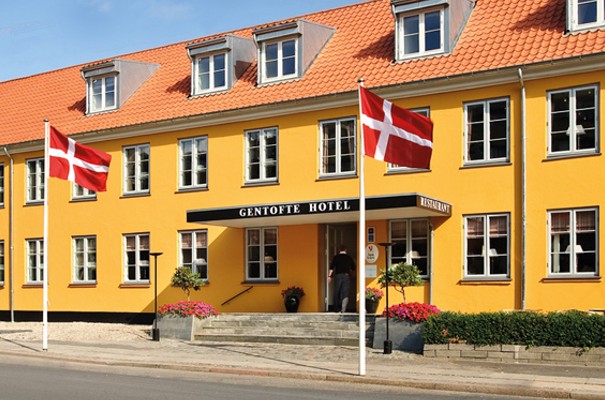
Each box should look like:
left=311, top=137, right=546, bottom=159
left=372, top=303, right=441, bottom=353
left=159, top=301, right=218, bottom=319
left=157, top=301, right=218, bottom=341
left=383, top=302, right=440, bottom=323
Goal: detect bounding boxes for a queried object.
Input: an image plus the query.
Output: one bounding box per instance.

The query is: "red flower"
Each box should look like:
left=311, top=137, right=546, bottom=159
left=382, top=302, right=440, bottom=323
left=159, top=301, right=218, bottom=319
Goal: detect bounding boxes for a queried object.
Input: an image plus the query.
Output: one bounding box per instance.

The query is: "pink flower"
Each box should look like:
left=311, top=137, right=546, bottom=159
left=383, top=302, right=440, bottom=323
left=159, top=301, right=218, bottom=319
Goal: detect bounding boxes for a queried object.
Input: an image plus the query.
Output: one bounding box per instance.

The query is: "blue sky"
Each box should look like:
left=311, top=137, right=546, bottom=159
left=0, top=0, right=358, bottom=82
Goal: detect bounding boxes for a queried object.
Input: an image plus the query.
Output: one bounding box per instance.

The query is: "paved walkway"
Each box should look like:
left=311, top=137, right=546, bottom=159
left=0, top=336, right=604, bottom=399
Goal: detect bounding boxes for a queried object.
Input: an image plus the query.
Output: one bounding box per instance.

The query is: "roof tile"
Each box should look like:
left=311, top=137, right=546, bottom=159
left=2, top=0, right=605, bottom=145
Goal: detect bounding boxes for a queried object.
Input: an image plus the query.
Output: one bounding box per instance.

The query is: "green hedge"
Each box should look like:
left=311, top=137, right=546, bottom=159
left=423, top=310, right=605, bottom=348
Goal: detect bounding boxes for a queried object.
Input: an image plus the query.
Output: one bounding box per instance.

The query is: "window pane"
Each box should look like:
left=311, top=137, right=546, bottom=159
left=282, top=40, right=295, bottom=57
left=403, top=15, right=420, bottom=54
left=265, top=43, right=278, bottom=78
left=578, top=0, right=598, bottom=24
left=105, top=77, right=115, bottom=107
left=282, top=40, right=296, bottom=76
left=248, top=262, right=260, bottom=278
left=424, top=12, right=441, bottom=51
left=404, top=15, right=419, bottom=34
left=467, top=256, right=484, bottom=275
left=92, top=79, right=102, bottom=94
left=214, top=54, right=225, bottom=70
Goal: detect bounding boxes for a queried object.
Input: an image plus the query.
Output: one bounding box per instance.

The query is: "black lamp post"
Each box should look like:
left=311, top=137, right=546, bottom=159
left=378, top=242, right=394, bottom=354
left=150, top=252, right=163, bottom=341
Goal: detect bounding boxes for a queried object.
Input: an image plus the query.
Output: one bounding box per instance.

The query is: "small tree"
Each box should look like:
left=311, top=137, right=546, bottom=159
left=378, top=262, right=423, bottom=303
left=170, top=266, right=207, bottom=301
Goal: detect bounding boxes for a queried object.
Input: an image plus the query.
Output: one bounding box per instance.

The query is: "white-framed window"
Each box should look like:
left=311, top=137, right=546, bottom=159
left=193, top=52, right=227, bottom=94
left=319, top=117, right=356, bottom=176
left=388, top=108, right=430, bottom=171
left=72, top=184, right=96, bottom=200
left=124, top=233, right=150, bottom=283
left=569, top=0, right=605, bottom=30
left=464, top=214, right=510, bottom=278
left=261, top=38, right=297, bottom=82
left=73, top=236, right=97, bottom=283
left=179, top=136, right=208, bottom=189
left=245, top=127, right=278, bottom=183
left=397, top=8, right=444, bottom=59
left=464, top=98, right=509, bottom=164
left=123, top=144, right=150, bottom=194
left=0, top=240, right=4, bottom=284
left=548, top=85, right=598, bottom=156
left=179, top=230, right=208, bottom=280
left=389, top=219, right=430, bottom=277
left=26, top=158, right=44, bottom=203
left=26, top=238, right=44, bottom=284
left=0, top=163, right=4, bottom=206
left=549, top=208, right=598, bottom=276
left=246, top=227, right=278, bottom=281
left=88, top=75, right=117, bottom=113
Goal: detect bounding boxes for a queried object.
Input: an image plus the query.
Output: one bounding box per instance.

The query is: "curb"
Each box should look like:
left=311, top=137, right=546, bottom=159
left=0, top=349, right=589, bottom=399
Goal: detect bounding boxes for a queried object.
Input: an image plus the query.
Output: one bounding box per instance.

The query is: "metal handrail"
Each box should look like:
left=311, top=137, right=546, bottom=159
left=221, top=286, right=253, bottom=306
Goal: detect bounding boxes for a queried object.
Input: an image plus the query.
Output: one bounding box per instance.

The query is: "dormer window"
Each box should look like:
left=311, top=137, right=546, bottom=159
left=400, top=9, right=444, bottom=57
left=263, top=38, right=297, bottom=81
left=254, top=19, right=334, bottom=85
left=90, top=75, right=117, bottom=112
left=81, top=59, right=158, bottom=115
left=392, top=0, right=474, bottom=62
left=194, top=52, right=227, bottom=93
left=567, top=0, right=605, bottom=32
left=187, top=35, right=255, bottom=96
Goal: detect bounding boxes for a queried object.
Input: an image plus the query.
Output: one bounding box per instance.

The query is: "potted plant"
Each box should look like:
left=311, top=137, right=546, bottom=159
left=170, top=266, right=207, bottom=301
left=377, top=262, right=424, bottom=303
left=373, top=302, right=440, bottom=353
left=157, top=301, right=218, bottom=341
left=281, top=286, right=305, bottom=313
left=365, top=287, right=383, bottom=314
left=157, top=266, right=211, bottom=340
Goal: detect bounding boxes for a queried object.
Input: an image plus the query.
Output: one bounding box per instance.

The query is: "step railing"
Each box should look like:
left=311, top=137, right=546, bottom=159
left=221, top=285, right=253, bottom=306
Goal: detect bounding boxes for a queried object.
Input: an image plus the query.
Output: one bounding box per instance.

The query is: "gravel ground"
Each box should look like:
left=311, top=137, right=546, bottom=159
left=0, top=321, right=151, bottom=342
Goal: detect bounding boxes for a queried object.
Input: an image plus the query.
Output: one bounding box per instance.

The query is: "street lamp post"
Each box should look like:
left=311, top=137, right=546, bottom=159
left=150, top=252, right=163, bottom=341
left=378, top=242, right=394, bottom=354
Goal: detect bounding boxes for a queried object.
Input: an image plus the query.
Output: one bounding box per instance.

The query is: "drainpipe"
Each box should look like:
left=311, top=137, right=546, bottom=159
left=517, top=68, right=527, bottom=311
left=429, top=223, right=434, bottom=305
left=3, top=147, right=14, bottom=322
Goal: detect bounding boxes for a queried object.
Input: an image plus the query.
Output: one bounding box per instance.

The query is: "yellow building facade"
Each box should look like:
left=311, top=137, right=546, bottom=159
left=1, top=0, right=605, bottom=321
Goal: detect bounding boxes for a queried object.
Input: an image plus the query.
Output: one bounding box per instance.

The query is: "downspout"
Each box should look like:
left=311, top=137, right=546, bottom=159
left=3, top=147, right=14, bottom=322
left=429, top=223, right=434, bottom=305
left=517, top=68, right=527, bottom=310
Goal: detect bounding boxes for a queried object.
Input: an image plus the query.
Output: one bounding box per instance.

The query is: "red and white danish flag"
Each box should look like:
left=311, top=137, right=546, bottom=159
left=359, top=86, right=433, bottom=169
left=48, top=126, right=112, bottom=192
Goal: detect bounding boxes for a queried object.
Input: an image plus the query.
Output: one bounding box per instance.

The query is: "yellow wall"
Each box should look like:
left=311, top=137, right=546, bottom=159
left=1, top=72, right=605, bottom=318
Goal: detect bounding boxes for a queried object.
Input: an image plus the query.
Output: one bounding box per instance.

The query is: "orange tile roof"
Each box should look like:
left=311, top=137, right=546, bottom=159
left=2, top=0, right=605, bottom=145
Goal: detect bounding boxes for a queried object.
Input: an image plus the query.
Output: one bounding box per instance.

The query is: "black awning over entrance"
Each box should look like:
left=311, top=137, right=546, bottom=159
left=186, top=193, right=451, bottom=228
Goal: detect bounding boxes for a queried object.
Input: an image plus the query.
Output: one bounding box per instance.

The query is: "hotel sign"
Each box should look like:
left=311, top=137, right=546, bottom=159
left=238, top=200, right=353, bottom=218
left=417, top=196, right=451, bottom=215
left=187, top=194, right=451, bottom=225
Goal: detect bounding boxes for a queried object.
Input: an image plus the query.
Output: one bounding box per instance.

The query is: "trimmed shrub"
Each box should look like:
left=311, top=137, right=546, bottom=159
left=423, top=310, right=605, bottom=348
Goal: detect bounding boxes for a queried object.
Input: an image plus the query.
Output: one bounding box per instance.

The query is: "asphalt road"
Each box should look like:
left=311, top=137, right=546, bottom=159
left=0, top=355, right=542, bottom=400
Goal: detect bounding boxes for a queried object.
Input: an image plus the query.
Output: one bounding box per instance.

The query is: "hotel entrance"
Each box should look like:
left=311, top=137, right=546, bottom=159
left=324, top=223, right=357, bottom=312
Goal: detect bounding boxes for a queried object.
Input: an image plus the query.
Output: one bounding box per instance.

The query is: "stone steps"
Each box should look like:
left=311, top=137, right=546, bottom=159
left=193, top=313, right=376, bottom=346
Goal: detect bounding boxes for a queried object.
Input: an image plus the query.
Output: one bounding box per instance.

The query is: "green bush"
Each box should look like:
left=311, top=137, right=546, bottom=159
left=170, top=266, right=207, bottom=301
left=423, top=310, right=605, bottom=348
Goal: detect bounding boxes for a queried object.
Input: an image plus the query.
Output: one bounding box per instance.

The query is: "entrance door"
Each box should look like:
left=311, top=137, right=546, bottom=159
left=325, top=223, right=357, bottom=312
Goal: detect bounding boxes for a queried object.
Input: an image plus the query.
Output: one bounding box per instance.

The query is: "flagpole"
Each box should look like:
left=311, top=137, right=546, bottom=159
left=43, top=120, right=50, bottom=351
left=357, top=78, right=366, bottom=376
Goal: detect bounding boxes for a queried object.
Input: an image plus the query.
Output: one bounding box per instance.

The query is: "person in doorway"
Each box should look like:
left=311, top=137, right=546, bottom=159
left=328, top=244, right=356, bottom=313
